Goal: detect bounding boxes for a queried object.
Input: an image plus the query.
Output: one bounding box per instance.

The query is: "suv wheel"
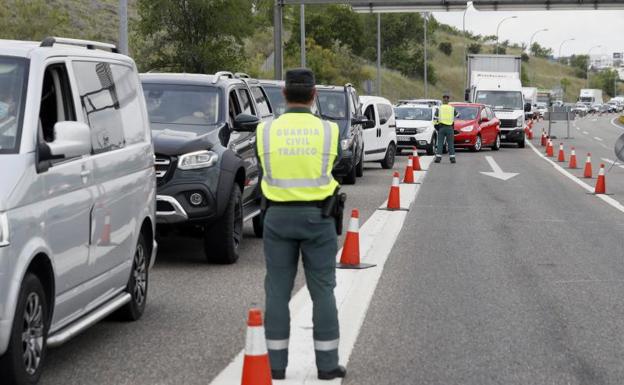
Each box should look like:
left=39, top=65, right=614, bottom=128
left=426, top=134, right=436, bottom=156
left=343, top=162, right=357, bottom=185
left=118, top=233, right=149, bottom=321
left=204, top=186, right=242, bottom=264
left=355, top=151, right=364, bottom=177
left=0, top=273, right=48, bottom=385
left=380, top=143, right=396, bottom=169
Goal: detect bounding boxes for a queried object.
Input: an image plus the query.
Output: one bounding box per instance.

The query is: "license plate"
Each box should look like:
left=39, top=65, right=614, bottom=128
left=397, top=135, right=411, bottom=141
left=501, top=135, right=506, bottom=139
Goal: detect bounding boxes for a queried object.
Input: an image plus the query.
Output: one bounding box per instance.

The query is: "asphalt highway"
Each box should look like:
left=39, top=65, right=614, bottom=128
left=40, top=115, right=624, bottom=385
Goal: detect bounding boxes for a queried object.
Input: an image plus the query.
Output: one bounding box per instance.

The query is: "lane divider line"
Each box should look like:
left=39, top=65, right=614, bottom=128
left=209, top=156, right=434, bottom=385
left=528, top=140, right=624, bottom=214
left=594, top=136, right=603, bottom=142
left=583, top=131, right=589, bottom=135
left=600, top=158, right=624, bottom=170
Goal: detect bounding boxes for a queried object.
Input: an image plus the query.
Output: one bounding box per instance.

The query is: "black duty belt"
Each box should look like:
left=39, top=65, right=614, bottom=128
left=267, top=200, right=324, bottom=207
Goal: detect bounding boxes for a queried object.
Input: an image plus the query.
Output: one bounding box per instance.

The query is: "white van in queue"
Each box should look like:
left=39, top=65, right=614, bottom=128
left=360, top=95, right=397, bottom=169
left=393, top=103, right=439, bottom=155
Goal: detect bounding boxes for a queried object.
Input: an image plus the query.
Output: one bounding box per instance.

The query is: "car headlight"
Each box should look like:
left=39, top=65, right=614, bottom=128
left=0, top=213, right=9, bottom=247
left=340, top=139, right=350, bottom=151
left=178, top=150, right=219, bottom=170
left=460, top=125, right=474, bottom=132
left=516, top=117, right=523, bottom=127
left=416, top=127, right=428, bottom=134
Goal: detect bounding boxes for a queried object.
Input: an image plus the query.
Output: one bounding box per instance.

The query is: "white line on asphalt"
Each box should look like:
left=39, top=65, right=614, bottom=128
left=528, top=141, right=624, bottom=215
left=600, top=158, right=624, bottom=170
left=594, top=136, right=603, bottom=141
left=209, top=157, right=434, bottom=385
left=583, top=131, right=589, bottom=135
left=480, top=156, right=519, bottom=181
left=600, top=143, right=609, bottom=149
left=576, top=126, right=580, bottom=131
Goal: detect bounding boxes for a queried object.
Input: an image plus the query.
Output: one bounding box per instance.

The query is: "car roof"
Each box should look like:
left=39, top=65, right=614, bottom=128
left=394, top=103, right=432, bottom=109
left=140, top=72, right=247, bottom=87
left=259, top=79, right=284, bottom=87
left=0, top=38, right=133, bottom=64
left=360, top=95, right=391, bottom=105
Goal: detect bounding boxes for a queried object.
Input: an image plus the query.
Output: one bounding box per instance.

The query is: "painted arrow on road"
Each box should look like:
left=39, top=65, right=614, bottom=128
left=480, top=156, right=519, bottom=181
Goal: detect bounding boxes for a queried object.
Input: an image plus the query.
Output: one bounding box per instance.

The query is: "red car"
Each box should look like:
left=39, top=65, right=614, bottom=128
left=451, top=103, right=501, bottom=152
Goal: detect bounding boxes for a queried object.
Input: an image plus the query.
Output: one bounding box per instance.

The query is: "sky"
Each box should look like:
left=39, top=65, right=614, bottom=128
left=432, top=7, right=624, bottom=58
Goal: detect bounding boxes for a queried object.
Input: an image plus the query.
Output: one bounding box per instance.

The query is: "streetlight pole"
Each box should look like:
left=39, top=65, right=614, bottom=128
left=424, top=12, right=429, bottom=98
left=558, top=38, right=575, bottom=60
left=463, top=3, right=470, bottom=95
left=528, top=28, right=548, bottom=56
left=587, top=45, right=602, bottom=88
left=495, top=16, right=517, bottom=55
left=377, top=13, right=381, bottom=95
left=300, top=5, right=306, bottom=67
left=118, top=0, right=128, bottom=55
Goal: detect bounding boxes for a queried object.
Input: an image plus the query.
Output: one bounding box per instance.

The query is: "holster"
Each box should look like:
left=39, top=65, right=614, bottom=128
left=321, top=188, right=347, bottom=235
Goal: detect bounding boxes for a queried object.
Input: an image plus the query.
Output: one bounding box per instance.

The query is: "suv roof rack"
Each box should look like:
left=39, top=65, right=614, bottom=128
left=234, top=72, right=250, bottom=79
left=212, top=71, right=235, bottom=84
left=40, top=37, right=118, bottom=53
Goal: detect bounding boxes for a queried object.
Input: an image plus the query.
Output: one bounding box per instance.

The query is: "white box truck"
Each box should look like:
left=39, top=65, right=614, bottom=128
left=466, top=54, right=529, bottom=148
left=522, top=87, right=538, bottom=119
left=579, top=89, right=603, bottom=105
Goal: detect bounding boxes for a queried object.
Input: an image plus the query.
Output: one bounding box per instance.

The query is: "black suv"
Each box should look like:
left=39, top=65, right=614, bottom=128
left=141, top=72, right=273, bottom=263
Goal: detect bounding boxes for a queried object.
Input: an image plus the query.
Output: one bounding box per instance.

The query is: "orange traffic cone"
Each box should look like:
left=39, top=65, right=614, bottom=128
left=557, top=143, right=565, bottom=162
left=528, top=126, right=533, bottom=140
left=412, top=147, right=422, bottom=171
left=594, top=164, right=606, bottom=194
left=569, top=147, right=577, bottom=169
left=540, top=132, right=546, bottom=147
left=546, top=139, right=554, bottom=157
left=583, top=153, right=593, bottom=178
left=383, top=172, right=406, bottom=211
left=241, top=308, right=272, bottom=385
left=337, top=209, right=376, bottom=270
left=403, top=156, right=415, bottom=184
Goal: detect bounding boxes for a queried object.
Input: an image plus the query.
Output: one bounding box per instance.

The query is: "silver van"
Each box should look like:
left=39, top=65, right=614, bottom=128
left=0, top=37, right=156, bottom=384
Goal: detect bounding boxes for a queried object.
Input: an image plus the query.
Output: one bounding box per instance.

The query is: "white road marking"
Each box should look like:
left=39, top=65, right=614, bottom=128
left=528, top=141, right=624, bottom=215
left=209, top=157, right=434, bottom=385
left=600, top=158, right=624, bottom=170
left=583, top=131, right=589, bottom=135
left=576, top=126, right=580, bottom=131
left=480, top=156, right=519, bottom=181
left=600, top=143, right=609, bottom=149
left=594, top=136, right=603, bottom=141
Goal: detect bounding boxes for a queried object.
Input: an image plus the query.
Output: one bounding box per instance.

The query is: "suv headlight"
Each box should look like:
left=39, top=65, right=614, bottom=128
left=178, top=150, right=219, bottom=170
left=516, top=117, right=523, bottom=127
left=0, top=213, right=9, bottom=247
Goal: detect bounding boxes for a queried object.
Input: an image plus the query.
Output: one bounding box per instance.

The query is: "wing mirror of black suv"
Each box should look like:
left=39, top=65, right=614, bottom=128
left=233, top=113, right=260, bottom=132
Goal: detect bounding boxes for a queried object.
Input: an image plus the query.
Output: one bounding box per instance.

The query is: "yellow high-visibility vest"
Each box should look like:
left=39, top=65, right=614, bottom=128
left=438, top=104, right=455, bottom=126
left=257, top=112, right=339, bottom=202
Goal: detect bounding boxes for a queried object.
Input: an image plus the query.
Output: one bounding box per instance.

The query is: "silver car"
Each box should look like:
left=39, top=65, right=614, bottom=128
left=0, top=37, right=156, bottom=384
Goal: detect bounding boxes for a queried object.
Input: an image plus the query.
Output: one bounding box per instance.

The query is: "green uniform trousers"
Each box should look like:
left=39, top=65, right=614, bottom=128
left=436, top=124, right=456, bottom=156
left=263, top=205, right=339, bottom=372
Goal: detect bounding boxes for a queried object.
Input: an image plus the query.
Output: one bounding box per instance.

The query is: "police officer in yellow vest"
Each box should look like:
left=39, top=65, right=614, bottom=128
left=434, top=93, right=459, bottom=164
left=256, top=68, right=346, bottom=381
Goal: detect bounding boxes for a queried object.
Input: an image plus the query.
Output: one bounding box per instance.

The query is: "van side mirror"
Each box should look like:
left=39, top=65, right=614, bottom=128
left=524, top=103, right=532, bottom=112
left=233, top=113, right=260, bottom=132
left=47, top=121, right=91, bottom=159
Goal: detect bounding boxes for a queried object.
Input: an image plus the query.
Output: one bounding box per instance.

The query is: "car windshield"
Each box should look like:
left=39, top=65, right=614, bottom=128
left=263, top=85, right=286, bottom=117
left=0, top=56, right=28, bottom=153
left=476, top=91, right=523, bottom=110
left=142, top=83, right=221, bottom=133
left=317, top=90, right=347, bottom=120
left=453, top=106, right=479, bottom=120
left=394, top=107, right=432, bottom=121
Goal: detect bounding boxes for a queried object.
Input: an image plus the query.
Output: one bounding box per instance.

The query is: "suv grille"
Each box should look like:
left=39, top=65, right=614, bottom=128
left=500, top=119, right=517, bottom=129
left=155, top=155, right=174, bottom=183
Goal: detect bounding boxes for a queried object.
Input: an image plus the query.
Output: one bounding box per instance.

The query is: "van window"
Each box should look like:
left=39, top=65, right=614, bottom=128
left=0, top=57, right=28, bottom=153
left=72, top=61, right=127, bottom=153
left=39, top=64, right=76, bottom=143
left=364, top=104, right=376, bottom=123
left=109, top=65, right=146, bottom=145
left=251, top=86, right=271, bottom=118
left=237, top=88, right=255, bottom=116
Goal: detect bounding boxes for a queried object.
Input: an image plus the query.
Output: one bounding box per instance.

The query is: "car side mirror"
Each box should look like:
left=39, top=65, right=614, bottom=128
left=47, top=121, right=91, bottom=159
left=233, top=113, right=260, bottom=132
left=480, top=116, right=490, bottom=123
left=524, top=103, right=532, bottom=112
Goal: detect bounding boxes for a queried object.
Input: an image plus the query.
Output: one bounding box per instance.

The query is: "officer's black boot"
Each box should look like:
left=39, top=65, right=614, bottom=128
left=434, top=156, right=441, bottom=163
left=272, top=369, right=286, bottom=380
left=318, top=365, right=347, bottom=380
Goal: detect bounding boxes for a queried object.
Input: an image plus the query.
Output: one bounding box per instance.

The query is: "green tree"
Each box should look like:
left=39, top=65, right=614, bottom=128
left=135, top=0, right=255, bottom=73
left=468, top=43, right=481, bottom=54
left=530, top=42, right=553, bottom=58
left=568, top=54, right=589, bottom=79
left=438, top=42, right=452, bottom=56
left=0, top=0, right=68, bottom=41
left=590, top=69, right=619, bottom=97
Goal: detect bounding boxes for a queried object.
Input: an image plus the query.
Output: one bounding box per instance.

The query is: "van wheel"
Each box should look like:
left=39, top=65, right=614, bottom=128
left=343, top=164, right=357, bottom=185
left=355, top=152, right=364, bottom=177
left=426, top=134, right=436, bottom=156
left=518, top=136, right=526, bottom=148
left=252, top=211, right=264, bottom=238
left=118, top=233, right=149, bottom=321
left=381, top=143, right=396, bottom=169
left=204, top=186, right=242, bottom=264
left=491, top=134, right=501, bottom=151
left=0, top=273, right=48, bottom=385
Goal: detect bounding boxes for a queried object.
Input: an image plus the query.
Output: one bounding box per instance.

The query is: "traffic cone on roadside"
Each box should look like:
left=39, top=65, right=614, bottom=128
left=569, top=147, right=577, bottom=169
left=584, top=153, right=593, bottom=178
left=528, top=126, right=533, bottom=140
left=412, top=147, right=422, bottom=171
left=540, top=132, right=546, bottom=147
left=241, top=309, right=272, bottom=385
left=337, top=209, right=375, bottom=270
left=546, top=139, right=554, bottom=157
left=384, top=172, right=405, bottom=211
left=594, top=164, right=606, bottom=194
left=557, top=143, right=565, bottom=162
left=403, top=156, right=415, bottom=184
